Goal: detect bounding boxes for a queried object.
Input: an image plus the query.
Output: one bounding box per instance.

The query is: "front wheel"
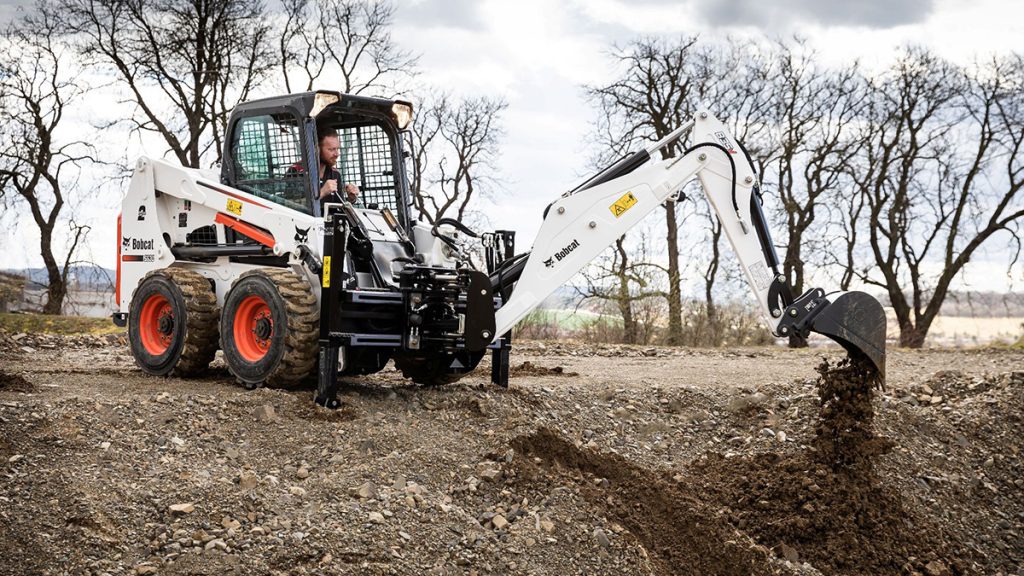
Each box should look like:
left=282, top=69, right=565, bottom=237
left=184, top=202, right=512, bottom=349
left=220, top=268, right=318, bottom=388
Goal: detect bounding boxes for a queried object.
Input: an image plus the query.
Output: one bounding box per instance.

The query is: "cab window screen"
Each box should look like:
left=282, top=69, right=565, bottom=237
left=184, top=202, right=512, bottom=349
left=335, top=124, right=397, bottom=212
left=232, top=114, right=310, bottom=213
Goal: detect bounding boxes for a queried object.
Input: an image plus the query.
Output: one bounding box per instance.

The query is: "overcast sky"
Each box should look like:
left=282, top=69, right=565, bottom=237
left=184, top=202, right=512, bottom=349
left=2, top=0, right=1022, bottom=292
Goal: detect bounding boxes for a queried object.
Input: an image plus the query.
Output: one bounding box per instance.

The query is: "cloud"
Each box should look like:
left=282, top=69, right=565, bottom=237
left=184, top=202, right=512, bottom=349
left=571, top=0, right=936, bottom=35
left=396, top=0, right=485, bottom=31
left=0, top=0, right=30, bottom=23
left=693, top=0, right=936, bottom=29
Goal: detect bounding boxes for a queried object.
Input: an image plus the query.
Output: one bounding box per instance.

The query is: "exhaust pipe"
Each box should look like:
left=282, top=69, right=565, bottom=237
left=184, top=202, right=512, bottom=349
left=777, top=288, right=887, bottom=377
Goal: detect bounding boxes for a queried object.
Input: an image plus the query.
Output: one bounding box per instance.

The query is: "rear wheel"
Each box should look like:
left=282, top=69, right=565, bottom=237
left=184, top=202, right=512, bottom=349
left=128, top=268, right=218, bottom=376
left=220, top=268, right=318, bottom=388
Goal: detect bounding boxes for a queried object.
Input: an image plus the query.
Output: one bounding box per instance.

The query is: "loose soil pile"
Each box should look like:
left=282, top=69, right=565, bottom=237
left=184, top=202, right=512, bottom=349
left=686, top=357, right=961, bottom=575
left=509, top=355, right=965, bottom=576
left=512, top=428, right=772, bottom=576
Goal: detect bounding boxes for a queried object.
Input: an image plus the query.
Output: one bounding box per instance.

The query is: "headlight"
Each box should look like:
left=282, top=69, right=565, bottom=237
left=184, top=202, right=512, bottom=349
left=311, top=92, right=340, bottom=117
left=391, top=102, right=413, bottom=130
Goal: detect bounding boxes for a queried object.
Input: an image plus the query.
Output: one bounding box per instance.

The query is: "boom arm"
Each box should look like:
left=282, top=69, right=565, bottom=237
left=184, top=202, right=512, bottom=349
left=495, top=109, right=771, bottom=333
left=493, top=109, right=887, bottom=375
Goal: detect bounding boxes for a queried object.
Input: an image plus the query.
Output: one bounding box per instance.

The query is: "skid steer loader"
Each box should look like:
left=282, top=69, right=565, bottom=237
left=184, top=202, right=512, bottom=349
left=112, top=91, right=887, bottom=408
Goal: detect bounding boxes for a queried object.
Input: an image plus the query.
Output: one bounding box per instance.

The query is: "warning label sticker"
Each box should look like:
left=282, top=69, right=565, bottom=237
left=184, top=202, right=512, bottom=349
left=322, top=256, right=332, bottom=288
left=609, top=192, right=638, bottom=218
left=749, top=261, right=772, bottom=291
left=226, top=198, right=243, bottom=216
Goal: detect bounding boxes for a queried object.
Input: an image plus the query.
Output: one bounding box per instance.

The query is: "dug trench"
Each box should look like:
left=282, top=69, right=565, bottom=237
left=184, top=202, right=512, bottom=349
left=0, top=369, right=35, bottom=393
left=510, top=355, right=965, bottom=576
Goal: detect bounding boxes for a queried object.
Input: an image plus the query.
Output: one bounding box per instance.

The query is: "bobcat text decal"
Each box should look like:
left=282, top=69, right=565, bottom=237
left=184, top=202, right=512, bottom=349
left=121, top=236, right=156, bottom=262
left=544, top=239, right=580, bottom=268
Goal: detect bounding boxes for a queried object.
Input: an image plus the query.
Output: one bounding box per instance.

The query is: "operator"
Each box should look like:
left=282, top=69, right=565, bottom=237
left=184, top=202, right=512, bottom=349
left=316, top=129, right=361, bottom=208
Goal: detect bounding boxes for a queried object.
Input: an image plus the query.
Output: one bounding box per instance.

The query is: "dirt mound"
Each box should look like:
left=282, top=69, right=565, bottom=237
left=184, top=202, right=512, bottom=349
left=889, top=369, right=1024, bottom=407
left=510, top=361, right=578, bottom=377
left=512, top=428, right=772, bottom=576
left=0, top=370, right=35, bottom=392
left=688, top=356, right=962, bottom=575
left=685, top=450, right=961, bottom=575
left=510, top=356, right=967, bottom=575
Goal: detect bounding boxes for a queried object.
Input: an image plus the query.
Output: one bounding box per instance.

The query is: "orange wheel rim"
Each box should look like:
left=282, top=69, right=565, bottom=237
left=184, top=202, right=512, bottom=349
left=234, top=295, right=273, bottom=362
left=140, top=293, right=174, bottom=355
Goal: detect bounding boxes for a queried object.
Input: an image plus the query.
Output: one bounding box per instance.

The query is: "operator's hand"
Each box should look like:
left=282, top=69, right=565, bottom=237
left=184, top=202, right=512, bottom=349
left=344, top=183, right=360, bottom=203
left=319, top=179, right=338, bottom=200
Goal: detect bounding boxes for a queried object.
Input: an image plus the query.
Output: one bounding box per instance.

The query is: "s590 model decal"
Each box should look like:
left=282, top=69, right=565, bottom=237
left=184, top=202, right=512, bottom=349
left=544, top=239, right=580, bottom=268
left=714, top=130, right=737, bottom=154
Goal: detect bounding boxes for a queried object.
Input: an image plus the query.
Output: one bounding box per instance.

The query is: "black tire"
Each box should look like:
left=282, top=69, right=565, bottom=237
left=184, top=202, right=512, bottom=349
left=220, top=268, right=318, bottom=388
left=393, top=351, right=485, bottom=387
left=128, top=268, right=218, bottom=377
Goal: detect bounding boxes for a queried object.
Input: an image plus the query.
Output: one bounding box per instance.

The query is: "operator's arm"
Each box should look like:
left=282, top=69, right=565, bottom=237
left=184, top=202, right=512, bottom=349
left=319, top=178, right=338, bottom=200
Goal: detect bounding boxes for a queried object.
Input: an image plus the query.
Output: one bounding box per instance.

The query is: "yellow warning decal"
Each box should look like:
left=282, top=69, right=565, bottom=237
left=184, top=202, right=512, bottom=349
left=322, top=256, right=332, bottom=288
left=226, top=198, right=243, bottom=216
left=609, top=191, right=638, bottom=218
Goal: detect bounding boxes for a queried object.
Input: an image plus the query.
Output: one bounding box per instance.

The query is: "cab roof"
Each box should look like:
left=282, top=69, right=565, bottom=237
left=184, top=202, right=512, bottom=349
left=231, top=91, right=413, bottom=128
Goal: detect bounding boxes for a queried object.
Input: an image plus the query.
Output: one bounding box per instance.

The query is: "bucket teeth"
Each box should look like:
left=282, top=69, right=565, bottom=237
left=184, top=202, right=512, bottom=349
left=809, top=291, right=887, bottom=377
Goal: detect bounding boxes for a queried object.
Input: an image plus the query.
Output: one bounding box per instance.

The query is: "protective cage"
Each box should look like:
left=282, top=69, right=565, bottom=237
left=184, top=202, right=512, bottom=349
left=335, top=123, right=399, bottom=212
left=231, top=113, right=310, bottom=213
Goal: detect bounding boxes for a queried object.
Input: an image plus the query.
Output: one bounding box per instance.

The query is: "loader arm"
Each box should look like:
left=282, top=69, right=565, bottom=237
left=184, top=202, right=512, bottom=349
left=493, top=109, right=887, bottom=375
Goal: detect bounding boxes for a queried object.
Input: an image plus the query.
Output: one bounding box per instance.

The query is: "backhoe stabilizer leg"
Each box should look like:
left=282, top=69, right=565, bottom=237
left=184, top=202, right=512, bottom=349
left=314, top=342, right=342, bottom=409
left=776, top=288, right=887, bottom=377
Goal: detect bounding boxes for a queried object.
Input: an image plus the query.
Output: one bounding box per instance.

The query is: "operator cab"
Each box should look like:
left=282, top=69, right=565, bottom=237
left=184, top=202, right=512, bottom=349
left=221, top=91, right=414, bottom=230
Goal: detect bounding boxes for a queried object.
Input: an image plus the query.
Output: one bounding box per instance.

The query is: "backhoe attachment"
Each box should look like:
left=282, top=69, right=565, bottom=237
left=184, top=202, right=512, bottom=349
left=490, top=108, right=887, bottom=377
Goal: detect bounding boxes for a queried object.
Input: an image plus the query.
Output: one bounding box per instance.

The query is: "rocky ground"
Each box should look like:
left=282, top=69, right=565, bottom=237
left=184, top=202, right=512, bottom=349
left=0, top=331, right=1022, bottom=576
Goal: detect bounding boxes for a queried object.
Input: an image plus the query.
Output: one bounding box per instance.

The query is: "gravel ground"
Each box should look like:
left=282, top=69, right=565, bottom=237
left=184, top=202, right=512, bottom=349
left=0, top=332, right=1022, bottom=576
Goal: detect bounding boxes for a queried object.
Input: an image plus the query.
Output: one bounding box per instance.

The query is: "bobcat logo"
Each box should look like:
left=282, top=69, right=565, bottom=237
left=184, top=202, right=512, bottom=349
left=122, top=236, right=131, bottom=249
left=545, top=239, right=580, bottom=268
left=294, top=226, right=310, bottom=243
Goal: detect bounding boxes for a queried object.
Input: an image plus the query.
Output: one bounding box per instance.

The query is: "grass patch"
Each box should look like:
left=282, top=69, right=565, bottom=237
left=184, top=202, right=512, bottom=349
left=0, top=313, right=124, bottom=335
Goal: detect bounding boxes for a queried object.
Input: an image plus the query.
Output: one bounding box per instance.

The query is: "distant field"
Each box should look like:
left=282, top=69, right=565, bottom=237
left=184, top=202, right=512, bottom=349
left=0, top=313, right=123, bottom=335
left=533, top=307, right=1024, bottom=347
left=924, top=315, right=1024, bottom=346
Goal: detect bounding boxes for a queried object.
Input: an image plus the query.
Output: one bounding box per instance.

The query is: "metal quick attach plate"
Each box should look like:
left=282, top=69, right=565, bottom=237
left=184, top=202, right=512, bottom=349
left=463, top=270, right=497, bottom=352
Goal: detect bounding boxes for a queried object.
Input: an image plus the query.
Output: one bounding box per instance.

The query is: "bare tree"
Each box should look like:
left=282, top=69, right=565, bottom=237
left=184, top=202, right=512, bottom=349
left=586, top=37, right=785, bottom=345
left=586, top=36, right=712, bottom=345
left=409, top=94, right=507, bottom=225
left=699, top=205, right=723, bottom=342
left=575, top=231, right=664, bottom=345
left=278, top=0, right=417, bottom=95
left=850, top=48, right=1024, bottom=347
left=763, top=43, right=865, bottom=346
left=690, top=39, right=776, bottom=342
left=65, top=0, right=275, bottom=167
left=0, top=3, right=95, bottom=314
